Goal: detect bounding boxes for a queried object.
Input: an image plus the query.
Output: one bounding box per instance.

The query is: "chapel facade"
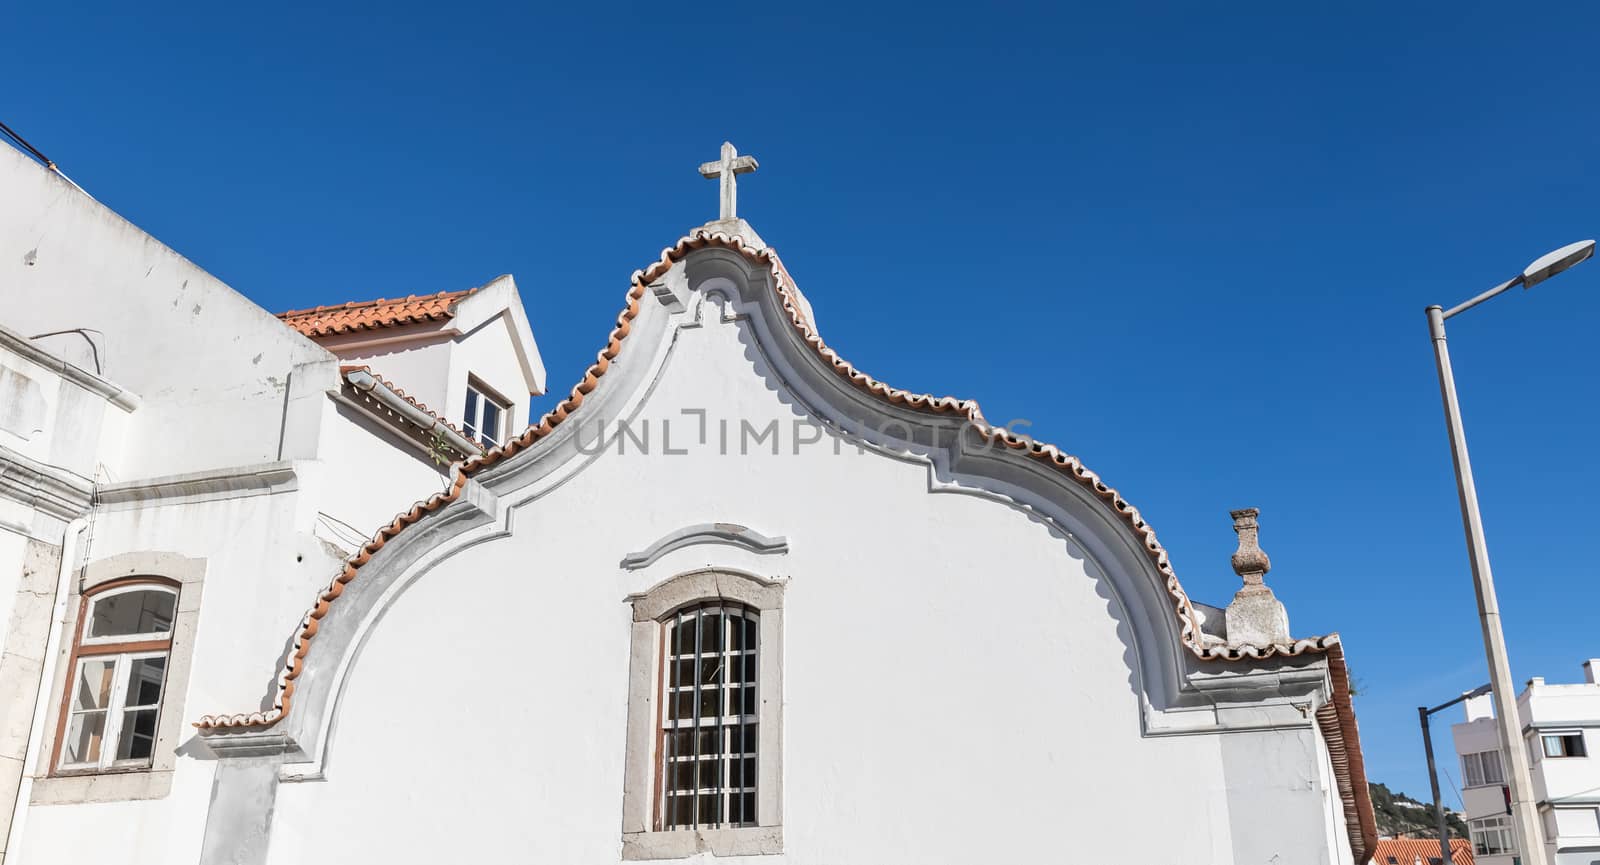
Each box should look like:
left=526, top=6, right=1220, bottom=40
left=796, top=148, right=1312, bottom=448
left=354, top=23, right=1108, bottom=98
left=0, top=139, right=1376, bottom=864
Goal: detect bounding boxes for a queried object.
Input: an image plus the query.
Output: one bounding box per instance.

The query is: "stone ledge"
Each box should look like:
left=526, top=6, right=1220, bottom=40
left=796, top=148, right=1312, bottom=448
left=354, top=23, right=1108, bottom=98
left=30, top=769, right=173, bottom=805
left=622, top=825, right=783, bottom=860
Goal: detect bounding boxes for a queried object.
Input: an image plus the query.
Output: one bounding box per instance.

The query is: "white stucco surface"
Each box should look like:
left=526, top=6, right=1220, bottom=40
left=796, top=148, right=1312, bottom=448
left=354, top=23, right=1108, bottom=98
left=253, top=271, right=1348, bottom=864
left=1, top=142, right=1353, bottom=864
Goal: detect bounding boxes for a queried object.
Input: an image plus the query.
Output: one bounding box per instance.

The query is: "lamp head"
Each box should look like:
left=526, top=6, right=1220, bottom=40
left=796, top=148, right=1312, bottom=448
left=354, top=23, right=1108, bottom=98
left=1466, top=683, right=1494, bottom=699
left=1522, top=240, right=1595, bottom=289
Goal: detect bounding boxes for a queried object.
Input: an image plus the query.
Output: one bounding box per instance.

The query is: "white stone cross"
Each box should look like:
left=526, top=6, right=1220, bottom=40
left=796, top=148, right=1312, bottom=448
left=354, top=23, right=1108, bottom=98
left=699, top=141, right=759, bottom=221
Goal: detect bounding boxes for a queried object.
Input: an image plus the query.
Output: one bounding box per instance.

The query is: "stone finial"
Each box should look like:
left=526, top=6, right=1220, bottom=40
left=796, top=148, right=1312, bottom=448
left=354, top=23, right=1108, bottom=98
left=1229, top=507, right=1272, bottom=593
left=1223, top=507, right=1290, bottom=647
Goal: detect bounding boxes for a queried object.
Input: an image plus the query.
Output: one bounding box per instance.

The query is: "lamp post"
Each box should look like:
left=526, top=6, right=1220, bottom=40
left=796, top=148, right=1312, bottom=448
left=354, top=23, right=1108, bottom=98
left=1426, top=238, right=1595, bottom=865
left=1420, top=684, right=1492, bottom=865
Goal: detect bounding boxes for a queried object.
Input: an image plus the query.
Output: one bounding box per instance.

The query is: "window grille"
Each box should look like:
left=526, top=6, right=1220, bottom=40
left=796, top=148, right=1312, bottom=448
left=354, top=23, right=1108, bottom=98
left=659, top=603, right=758, bottom=830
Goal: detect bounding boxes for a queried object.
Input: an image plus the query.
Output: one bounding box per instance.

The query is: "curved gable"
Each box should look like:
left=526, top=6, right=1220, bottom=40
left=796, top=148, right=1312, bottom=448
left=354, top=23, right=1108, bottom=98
left=197, top=225, right=1342, bottom=733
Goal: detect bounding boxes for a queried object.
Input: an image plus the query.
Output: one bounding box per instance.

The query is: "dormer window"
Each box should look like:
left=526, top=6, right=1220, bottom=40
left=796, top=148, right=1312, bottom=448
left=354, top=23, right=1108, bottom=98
left=464, top=380, right=509, bottom=447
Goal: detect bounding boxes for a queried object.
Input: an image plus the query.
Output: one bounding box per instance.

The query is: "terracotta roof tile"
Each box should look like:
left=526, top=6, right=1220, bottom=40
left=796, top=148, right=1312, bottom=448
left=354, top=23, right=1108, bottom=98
left=1370, top=838, right=1474, bottom=865
left=339, top=365, right=476, bottom=444
left=278, top=289, right=477, bottom=338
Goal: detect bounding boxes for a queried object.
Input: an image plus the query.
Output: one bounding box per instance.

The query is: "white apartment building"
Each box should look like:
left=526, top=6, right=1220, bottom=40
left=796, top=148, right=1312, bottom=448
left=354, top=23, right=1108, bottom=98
left=1453, top=659, right=1600, bottom=865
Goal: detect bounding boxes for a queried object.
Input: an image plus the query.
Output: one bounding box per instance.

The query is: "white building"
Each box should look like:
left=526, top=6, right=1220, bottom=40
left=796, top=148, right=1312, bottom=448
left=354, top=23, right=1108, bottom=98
left=0, top=140, right=542, bottom=863
left=3, top=138, right=1378, bottom=863
left=1453, top=660, right=1600, bottom=865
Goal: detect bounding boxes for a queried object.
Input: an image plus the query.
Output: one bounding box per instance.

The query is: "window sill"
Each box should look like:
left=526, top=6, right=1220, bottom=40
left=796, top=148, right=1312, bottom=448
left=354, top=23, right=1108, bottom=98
left=31, top=769, right=173, bottom=805
left=622, top=826, right=783, bottom=860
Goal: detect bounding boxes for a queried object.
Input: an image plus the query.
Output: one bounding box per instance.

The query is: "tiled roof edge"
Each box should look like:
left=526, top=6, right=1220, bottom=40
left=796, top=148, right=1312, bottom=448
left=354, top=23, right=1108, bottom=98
left=339, top=365, right=476, bottom=442
left=278, top=289, right=477, bottom=338
left=1318, top=640, right=1378, bottom=863
left=196, top=227, right=1340, bottom=733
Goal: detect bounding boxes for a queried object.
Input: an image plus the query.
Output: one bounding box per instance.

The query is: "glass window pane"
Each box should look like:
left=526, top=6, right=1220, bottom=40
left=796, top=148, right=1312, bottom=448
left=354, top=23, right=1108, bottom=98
left=696, top=727, right=721, bottom=757
left=116, top=708, right=160, bottom=761
left=699, top=656, right=723, bottom=686
left=744, top=618, right=756, bottom=650
left=729, top=617, right=743, bottom=651
left=666, top=795, right=693, bottom=828
left=673, top=691, right=694, bottom=721
left=700, top=612, right=721, bottom=654
left=480, top=399, right=501, bottom=445
left=741, top=792, right=756, bottom=825
left=669, top=760, right=694, bottom=792
left=73, top=658, right=116, bottom=711
left=729, top=756, right=743, bottom=788
left=742, top=685, right=756, bottom=716
left=696, top=758, right=721, bottom=791
left=88, top=590, right=175, bottom=638
left=124, top=655, right=167, bottom=707
left=697, top=794, right=721, bottom=825
left=672, top=659, right=692, bottom=687
left=729, top=654, right=743, bottom=683
left=741, top=757, right=756, bottom=788
left=64, top=711, right=107, bottom=765
left=744, top=723, right=757, bottom=753
left=699, top=688, right=721, bottom=719
left=676, top=615, right=696, bottom=655
left=463, top=389, right=479, bottom=439
left=727, top=789, right=742, bottom=824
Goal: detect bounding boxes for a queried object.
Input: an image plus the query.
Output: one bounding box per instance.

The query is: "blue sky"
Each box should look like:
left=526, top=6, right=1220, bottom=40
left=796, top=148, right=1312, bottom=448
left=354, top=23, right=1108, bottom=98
left=7, top=1, right=1597, bottom=808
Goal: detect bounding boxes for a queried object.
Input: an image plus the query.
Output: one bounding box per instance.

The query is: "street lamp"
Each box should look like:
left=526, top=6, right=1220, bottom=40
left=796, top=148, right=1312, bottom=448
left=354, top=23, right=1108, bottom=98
left=1420, top=684, right=1492, bottom=865
left=1426, top=238, right=1595, bottom=865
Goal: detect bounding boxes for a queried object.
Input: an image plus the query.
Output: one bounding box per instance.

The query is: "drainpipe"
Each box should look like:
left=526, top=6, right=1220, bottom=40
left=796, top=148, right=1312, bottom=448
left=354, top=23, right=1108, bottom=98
left=4, top=516, right=89, bottom=859
left=343, top=369, right=481, bottom=457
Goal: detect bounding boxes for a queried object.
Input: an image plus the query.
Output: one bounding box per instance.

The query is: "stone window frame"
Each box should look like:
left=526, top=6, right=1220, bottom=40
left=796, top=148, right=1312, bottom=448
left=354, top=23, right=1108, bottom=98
left=622, top=569, right=784, bottom=860
left=31, top=551, right=204, bottom=804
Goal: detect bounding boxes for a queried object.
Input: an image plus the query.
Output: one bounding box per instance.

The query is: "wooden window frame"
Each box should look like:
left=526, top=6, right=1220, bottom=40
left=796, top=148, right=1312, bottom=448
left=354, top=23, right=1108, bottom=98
left=49, top=577, right=179, bottom=776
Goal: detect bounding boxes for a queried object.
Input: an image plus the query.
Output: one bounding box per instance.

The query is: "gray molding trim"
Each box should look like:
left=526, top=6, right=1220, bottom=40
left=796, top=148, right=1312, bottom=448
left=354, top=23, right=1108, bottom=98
left=96, top=461, right=297, bottom=509
left=620, top=524, right=789, bottom=570
left=0, top=322, right=140, bottom=411
left=0, top=445, right=94, bottom=521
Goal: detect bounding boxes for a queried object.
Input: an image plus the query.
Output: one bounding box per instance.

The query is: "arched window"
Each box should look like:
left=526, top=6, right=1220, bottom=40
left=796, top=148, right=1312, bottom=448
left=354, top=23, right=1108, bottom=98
left=659, top=602, right=759, bottom=830
left=622, top=569, right=784, bottom=859
left=54, top=581, right=178, bottom=773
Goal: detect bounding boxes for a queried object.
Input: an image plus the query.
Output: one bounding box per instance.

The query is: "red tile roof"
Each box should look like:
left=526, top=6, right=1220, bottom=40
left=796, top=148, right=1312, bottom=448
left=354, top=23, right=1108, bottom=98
left=1370, top=838, right=1473, bottom=865
left=277, top=289, right=477, bottom=338
left=198, top=228, right=1378, bottom=861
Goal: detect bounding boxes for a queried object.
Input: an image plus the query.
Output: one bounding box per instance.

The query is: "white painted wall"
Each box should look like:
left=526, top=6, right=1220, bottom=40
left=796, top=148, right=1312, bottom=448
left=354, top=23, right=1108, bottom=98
left=0, top=145, right=335, bottom=480
left=445, top=310, right=532, bottom=436
left=254, top=288, right=1348, bottom=864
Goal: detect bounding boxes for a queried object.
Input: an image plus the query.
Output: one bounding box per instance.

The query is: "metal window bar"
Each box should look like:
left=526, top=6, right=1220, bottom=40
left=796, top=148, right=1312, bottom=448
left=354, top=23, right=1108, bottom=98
left=660, top=603, right=758, bottom=830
